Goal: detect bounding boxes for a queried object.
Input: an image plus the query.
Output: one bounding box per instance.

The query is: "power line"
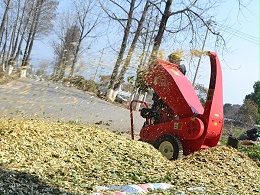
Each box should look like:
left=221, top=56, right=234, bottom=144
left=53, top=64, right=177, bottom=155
left=216, top=24, right=259, bottom=41
left=216, top=24, right=259, bottom=45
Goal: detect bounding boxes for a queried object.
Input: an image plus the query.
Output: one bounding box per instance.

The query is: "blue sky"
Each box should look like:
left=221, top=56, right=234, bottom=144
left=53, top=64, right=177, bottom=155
left=31, top=0, right=259, bottom=105
left=213, top=0, right=259, bottom=105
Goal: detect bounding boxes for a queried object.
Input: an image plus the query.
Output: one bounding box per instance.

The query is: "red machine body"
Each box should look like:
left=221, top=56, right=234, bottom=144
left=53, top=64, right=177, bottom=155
left=130, top=51, right=223, bottom=159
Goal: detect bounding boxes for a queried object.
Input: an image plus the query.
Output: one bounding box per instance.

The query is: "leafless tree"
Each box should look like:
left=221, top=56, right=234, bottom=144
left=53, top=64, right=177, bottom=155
left=99, top=0, right=223, bottom=94
left=35, top=59, right=48, bottom=77
left=52, top=0, right=100, bottom=81
left=116, top=0, right=151, bottom=89
left=100, top=0, right=138, bottom=91
left=12, top=0, right=34, bottom=69
left=0, top=0, right=58, bottom=76
left=21, top=0, right=44, bottom=67
left=56, top=25, right=80, bottom=80
left=148, top=0, right=173, bottom=64
left=21, top=0, right=58, bottom=67
left=134, top=2, right=161, bottom=89
left=0, top=0, right=12, bottom=48
left=51, top=9, right=74, bottom=80
left=148, top=0, right=215, bottom=65
left=0, top=0, right=14, bottom=72
left=68, top=0, right=100, bottom=79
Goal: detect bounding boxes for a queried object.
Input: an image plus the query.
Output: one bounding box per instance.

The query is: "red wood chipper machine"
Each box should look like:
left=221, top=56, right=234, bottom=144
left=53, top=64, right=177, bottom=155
left=130, top=51, right=223, bottom=160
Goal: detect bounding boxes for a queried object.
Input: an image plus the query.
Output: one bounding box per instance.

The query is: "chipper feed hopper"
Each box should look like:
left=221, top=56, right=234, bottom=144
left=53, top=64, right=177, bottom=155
left=130, top=51, right=223, bottom=160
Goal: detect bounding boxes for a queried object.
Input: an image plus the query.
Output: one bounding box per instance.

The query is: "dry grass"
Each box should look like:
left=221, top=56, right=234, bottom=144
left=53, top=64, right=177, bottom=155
left=0, top=73, right=19, bottom=85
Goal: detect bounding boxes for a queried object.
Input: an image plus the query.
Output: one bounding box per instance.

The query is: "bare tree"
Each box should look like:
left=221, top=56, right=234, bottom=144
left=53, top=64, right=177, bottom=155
left=100, top=0, right=137, bottom=92
left=12, top=0, right=34, bottom=68
left=21, top=0, right=44, bottom=67
left=116, top=0, right=151, bottom=89
left=148, top=0, right=223, bottom=66
left=0, top=0, right=58, bottom=76
left=130, top=3, right=161, bottom=92
left=0, top=0, right=12, bottom=48
left=0, top=0, right=13, bottom=72
left=9, top=0, right=22, bottom=62
left=0, top=0, right=30, bottom=72
left=51, top=0, right=100, bottom=81
left=137, top=9, right=159, bottom=72
left=57, top=25, right=80, bottom=80
left=22, top=0, right=58, bottom=67
left=51, top=8, right=74, bottom=80
left=148, top=0, right=173, bottom=64
left=68, top=0, right=100, bottom=79
left=35, top=59, right=48, bottom=78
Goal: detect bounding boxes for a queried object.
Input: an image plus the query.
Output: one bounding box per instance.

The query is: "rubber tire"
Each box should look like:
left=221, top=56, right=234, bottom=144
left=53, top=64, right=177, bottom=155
left=154, top=134, right=183, bottom=160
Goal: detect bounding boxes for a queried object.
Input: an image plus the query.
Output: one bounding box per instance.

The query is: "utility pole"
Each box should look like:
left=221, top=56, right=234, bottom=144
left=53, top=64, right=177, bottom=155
left=93, top=48, right=104, bottom=81
left=192, top=24, right=210, bottom=86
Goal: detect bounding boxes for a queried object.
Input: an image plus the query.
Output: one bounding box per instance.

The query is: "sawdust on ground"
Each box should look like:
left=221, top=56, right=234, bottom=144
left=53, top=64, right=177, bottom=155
left=0, top=119, right=258, bottom=194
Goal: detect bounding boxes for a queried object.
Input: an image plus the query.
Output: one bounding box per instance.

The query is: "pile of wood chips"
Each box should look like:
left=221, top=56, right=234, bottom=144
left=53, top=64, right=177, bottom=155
left=0, top=119, right=258, bottom=194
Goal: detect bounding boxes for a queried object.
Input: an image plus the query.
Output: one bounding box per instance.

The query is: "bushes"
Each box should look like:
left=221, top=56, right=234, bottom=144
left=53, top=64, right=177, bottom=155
left=84, top=80, right=98, bottom=92
left=0, top=72, right=19, bottom=84
left=238, top=144, right=259, bottom=160
left=63, top=75, right=98, bottom=93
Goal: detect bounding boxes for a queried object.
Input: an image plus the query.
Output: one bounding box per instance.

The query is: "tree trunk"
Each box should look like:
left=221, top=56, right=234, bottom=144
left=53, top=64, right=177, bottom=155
left=135, top=8, right=159, bottom=89
left=117, top=1, right=150, bottom=88
left=24, top=0, right=44, bottom=67
left=148, top=0, right=172, bottom=66
left=0, top=0, right=12, bottom=47
left=58, top=51, right=68, bottom=80
left=6, top=0, right=22, bottom=74
left=68, top=43, right=80, bottom=79
left=14, top=1, right=32, bottom=64
left=10, top=0, right=23, bottom=61
left=107, top=0, right=136, bottom=91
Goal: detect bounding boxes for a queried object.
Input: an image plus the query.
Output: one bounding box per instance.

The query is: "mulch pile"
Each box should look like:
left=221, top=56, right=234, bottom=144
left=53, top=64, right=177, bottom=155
left=0, top=119, right=258, bottom=194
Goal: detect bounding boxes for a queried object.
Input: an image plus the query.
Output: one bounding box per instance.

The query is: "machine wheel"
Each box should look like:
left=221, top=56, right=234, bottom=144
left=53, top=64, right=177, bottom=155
left=155, top=134, right=183, bottom=160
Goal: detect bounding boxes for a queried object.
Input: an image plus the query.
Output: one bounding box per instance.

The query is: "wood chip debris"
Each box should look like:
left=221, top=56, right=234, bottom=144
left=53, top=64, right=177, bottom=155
left=0, top=119, right=258, bottom=194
